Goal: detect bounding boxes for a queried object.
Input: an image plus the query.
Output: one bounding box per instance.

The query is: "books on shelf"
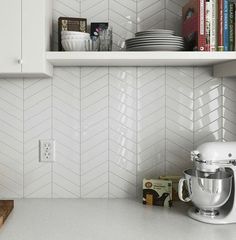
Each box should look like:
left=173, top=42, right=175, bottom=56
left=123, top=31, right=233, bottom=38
left=182, top=0, right=236, bottom=51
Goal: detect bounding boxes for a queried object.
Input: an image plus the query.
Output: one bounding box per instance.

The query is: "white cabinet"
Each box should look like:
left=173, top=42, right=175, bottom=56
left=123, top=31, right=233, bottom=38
left=0, top=0, right=53, bottom=78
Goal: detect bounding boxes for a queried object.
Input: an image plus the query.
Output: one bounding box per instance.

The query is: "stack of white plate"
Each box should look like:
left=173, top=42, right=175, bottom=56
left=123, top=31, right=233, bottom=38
left=126, top=29, right=184, bottom=51
left=61, top=31, right=90, bottom=51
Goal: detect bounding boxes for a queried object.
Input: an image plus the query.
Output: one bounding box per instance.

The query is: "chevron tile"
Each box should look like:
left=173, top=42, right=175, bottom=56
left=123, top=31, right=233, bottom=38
left=81, top=67, right=109, bottom=198
left=52, top=0, right=81, bottom=50
left=137, top=0, right=165, bottom=32
left=109, top=67, right=137, bottom=198
left=222, top=77, right=236, bottom=141
left=52, top=67, right=80, bottom=198
left=137, top=67, right=165, bottom=196
left=24, top=78, right=52, bottom=198
left=0, top=79, right=23, bottom=198
left=165, top=0, right=188, bottom=35
left=81, top=0, right=108, bottom=27
left=166, top=67, right=194, bottom=175
left=109, top=0, right=136, bottom=50
left=194, top=67, right=222, bottom=148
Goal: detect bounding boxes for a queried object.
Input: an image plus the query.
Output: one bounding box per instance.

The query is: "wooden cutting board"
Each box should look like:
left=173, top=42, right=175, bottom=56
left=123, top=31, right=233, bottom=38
left=0, top=200, right=14, bottom=228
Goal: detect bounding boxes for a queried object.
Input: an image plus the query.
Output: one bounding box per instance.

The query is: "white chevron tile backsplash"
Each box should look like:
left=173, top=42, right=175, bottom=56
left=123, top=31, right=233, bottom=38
left=222, top=78, right=236, bottom=142
left=109, top=67, right=137, bottom=198
left=81, top=67, right=109, bottom=198
left=52, top=67, right=81, bottom=198
left=0, top=66, right=235, bottom=199
left=166, top=67, right=194, bottom=175
left=137, top=67, right=165, bottom=196
left=109, top=0, right=136, bottom=50
left=0, top=79, right=23, bottom=199
left=24, top=78, right=52, bottom=198
left=137, top=0, right=165, bottom=32
left=1, top=1, right=236, bottom=199
left=194, top=67, right=222, bottom=148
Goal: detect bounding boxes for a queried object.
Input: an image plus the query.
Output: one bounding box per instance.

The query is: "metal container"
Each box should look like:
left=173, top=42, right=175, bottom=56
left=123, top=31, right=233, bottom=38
left=179, top=169, right=232, bottom=212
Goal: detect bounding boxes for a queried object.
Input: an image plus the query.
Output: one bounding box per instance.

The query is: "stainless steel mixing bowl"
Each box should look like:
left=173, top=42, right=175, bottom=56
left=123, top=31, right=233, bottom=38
left=183, top=169, right=232, bottom=211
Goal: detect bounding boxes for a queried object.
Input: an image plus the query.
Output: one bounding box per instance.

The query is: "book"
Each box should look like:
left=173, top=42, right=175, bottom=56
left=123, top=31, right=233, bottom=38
left=218, top=0, right=224, bottom=51
left=206, top=0, right=212, bottom=51
left=229, top=2, right=235, bottom=51
left=182, top=0, right=206, bottom=51
left=211, top=0, right=218, bottom=51
left=235, top=3, right=236, bottom=51
left=224, top=0, right=229, bottom=51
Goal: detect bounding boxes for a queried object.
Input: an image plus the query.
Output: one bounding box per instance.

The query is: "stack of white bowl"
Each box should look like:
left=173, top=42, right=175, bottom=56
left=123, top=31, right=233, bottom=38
left=61, top=31, right=91, bottom=51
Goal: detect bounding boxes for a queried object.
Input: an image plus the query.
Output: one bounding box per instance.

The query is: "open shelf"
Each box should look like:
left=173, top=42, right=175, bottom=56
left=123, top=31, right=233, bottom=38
left=46, top=51, right=236, bottom=77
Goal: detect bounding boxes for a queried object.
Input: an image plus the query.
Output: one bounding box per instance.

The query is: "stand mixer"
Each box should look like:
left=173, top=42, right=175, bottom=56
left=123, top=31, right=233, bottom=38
left=179, top=142, right=236, bottom=224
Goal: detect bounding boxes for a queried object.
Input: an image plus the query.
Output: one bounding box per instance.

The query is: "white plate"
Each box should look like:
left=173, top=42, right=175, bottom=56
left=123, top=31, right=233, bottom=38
left=126, top=43, right=184, bottom=48
left=136, top=29, right=174, bottom=35
left=126, top=42, right=184, bottom=47
left=126, top=36, right=183, bottom=44
left=126, top=40, right=184, bottom=45
left=135, top=33, right=174, bottom=37
left=126, top=45, right=183, bottom=51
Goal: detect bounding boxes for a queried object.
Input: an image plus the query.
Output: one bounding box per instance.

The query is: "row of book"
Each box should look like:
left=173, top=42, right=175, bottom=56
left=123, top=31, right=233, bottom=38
left=182, top=0, right=236, bottom=51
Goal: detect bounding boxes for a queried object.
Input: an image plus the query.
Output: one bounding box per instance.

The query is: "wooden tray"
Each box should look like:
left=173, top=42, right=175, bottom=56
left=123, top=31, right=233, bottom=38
left=0, top=200, right=14, bottom=227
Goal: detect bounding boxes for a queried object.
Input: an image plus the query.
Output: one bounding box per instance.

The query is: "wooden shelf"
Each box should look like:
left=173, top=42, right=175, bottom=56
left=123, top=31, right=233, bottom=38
left=46, top=51, right=236, bottom=77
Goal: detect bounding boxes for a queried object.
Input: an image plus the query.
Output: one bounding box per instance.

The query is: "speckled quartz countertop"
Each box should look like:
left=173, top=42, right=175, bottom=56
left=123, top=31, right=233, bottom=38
left=0, top=199, right=235, bottom=240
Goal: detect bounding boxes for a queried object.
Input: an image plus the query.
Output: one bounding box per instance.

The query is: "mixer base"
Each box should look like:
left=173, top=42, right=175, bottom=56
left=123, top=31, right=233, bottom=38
left=194, top=208, right=219, bottom=217
left=188, top=207, right=236, bottom=224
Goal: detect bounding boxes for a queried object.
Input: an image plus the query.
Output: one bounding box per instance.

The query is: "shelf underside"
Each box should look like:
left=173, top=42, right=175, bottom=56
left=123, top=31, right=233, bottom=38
left=46, top=51, right=236, bottom=77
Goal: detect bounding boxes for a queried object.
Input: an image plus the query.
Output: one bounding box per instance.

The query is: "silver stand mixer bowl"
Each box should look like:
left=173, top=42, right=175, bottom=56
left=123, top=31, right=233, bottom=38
left=183, top=169, right=233, bottom=217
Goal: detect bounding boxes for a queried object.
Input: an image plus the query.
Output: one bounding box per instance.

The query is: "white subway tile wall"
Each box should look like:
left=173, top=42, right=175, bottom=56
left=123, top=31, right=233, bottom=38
left=0, top=0, right=235, bottom=198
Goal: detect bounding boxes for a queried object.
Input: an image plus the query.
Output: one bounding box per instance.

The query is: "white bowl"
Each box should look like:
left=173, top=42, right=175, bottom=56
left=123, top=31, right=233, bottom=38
left=61, top=39, right=86, bottom=51
left=61, top=31, right=90, bottom=37
left=61, top=35, right=90, bottom=40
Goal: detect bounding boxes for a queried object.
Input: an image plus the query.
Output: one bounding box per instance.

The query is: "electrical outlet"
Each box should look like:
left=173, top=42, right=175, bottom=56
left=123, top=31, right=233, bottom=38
left=39, top=139, right=55, bottom=162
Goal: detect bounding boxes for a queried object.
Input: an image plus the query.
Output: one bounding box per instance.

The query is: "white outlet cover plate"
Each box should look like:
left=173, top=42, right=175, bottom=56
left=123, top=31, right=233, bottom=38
left=39, top=139, right=56, bottom=162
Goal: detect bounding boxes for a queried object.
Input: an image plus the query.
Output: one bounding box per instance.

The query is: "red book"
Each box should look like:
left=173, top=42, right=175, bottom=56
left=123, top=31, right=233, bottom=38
left=218, top=0, right=224, bottom=51
left=182, top=0, right=206, bottom=51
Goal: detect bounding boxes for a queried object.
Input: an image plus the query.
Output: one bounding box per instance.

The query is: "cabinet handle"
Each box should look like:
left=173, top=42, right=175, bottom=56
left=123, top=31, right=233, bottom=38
left=18, top=59, right=23, bottom=65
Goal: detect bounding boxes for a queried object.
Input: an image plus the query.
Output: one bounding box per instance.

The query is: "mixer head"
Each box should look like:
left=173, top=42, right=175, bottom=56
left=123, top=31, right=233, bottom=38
left=191, top=142, right=236, bottom=172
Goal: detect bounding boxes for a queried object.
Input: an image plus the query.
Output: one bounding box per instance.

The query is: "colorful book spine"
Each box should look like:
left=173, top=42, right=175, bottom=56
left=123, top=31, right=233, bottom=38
left=224, top=0, right=229, bottom=51
left=182, top=0, right=206, bottom=51
left=229, top=2, right=235, bottom=51
left=199, top=0, right=206, bottom=51
left=206, top=0, right=211, bottom=51
left=218, top=0, right=224, bottom=51
left=235, top=3, right=236, bottom=51
left=211, top=0, right=217, bottom=51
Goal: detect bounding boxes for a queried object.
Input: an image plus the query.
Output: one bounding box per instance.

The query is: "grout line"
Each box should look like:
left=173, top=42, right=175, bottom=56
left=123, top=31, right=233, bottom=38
left=193, top=67, right=195, bottom=150
left=164, top=0, right=167, bottom=29
left=51, top=76, right=53, bottom=198
left=164, top=66, right=167, bottom=175
left=221, top=76, right=224, bottom=142
left=108, top=0, right=110, bottom=199
left=80, top=67, right=82, bottom=198
left=108, top=0, right=110, bottom=22
left=108, top=67, right=110, bottom=199
left=79, top=0, right=82, bottom=16
left=136, top=66, right=138, bottom=199
left=136, top=0, right=138, bottom=32
left=21, top=0, right=23, bottom=72
left=23, top=78, right=25, bottom=198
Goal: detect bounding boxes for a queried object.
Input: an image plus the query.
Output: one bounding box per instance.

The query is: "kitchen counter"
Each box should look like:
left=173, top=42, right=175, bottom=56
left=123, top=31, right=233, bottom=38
left=0, top=199, right=235, bottom=240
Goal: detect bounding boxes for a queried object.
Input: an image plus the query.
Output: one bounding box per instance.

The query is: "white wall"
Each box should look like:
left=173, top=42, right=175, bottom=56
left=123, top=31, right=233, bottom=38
left=0, top=0, right=235, bottom=199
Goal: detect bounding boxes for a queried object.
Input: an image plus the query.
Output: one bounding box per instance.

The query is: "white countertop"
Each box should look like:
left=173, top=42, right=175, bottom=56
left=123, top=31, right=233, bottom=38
left=0, top=199, right=235, bottom=240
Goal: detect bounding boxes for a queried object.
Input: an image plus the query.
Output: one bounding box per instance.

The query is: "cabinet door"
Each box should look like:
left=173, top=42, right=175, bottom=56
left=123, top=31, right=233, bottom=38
left=0, top=0, right=21, bottom=73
